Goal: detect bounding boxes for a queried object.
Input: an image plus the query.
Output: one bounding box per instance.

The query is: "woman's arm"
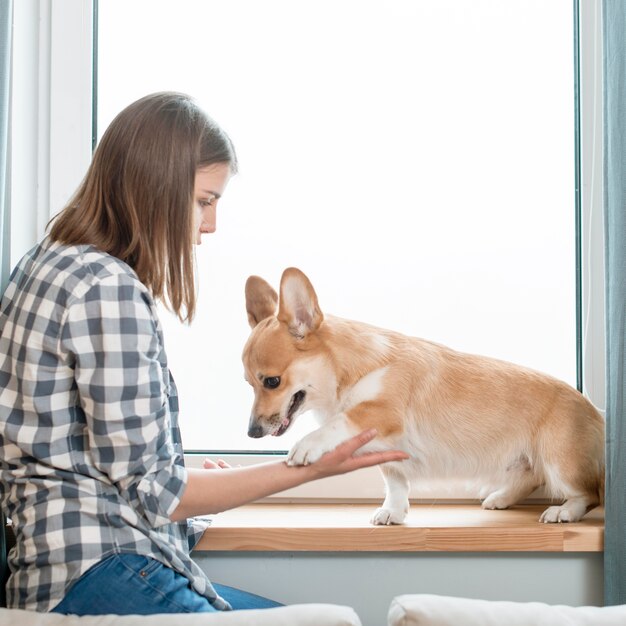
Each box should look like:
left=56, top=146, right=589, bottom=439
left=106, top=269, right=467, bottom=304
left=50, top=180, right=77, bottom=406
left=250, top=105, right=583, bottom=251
left=62, top=273, right=188, bottom=528
left=170, top=429, right=407, bottom=522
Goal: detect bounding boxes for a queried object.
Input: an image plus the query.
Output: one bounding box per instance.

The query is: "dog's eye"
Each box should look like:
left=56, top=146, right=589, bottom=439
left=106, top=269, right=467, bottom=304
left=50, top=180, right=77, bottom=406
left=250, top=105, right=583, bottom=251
left=263, top=376, right=281, bottom=389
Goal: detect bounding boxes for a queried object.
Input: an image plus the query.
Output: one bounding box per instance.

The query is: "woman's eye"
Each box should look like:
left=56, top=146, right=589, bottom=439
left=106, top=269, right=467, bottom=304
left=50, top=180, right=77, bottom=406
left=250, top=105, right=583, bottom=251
left=263, top=376, right=281, bottom=389
left=199, top=198, right=214, bottom=208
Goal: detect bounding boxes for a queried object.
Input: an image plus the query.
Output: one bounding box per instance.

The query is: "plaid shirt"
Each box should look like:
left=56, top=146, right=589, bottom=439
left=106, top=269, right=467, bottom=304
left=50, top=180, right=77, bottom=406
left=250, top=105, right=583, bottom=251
left=0, top=237, right=228, bottom=612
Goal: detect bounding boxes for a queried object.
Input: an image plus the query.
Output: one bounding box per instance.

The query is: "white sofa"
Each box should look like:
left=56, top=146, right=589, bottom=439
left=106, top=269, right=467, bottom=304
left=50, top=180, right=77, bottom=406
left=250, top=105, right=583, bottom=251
left=4, top=595, right=626, bottom=626
left=0, top=605, right=361, bottom=626
left=388, top=594, right=626, bottom=626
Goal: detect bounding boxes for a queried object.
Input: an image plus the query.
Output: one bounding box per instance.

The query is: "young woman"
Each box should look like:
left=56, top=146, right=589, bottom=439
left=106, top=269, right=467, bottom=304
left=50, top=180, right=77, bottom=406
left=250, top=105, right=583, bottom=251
left=0, top=92, right=407, bottom=615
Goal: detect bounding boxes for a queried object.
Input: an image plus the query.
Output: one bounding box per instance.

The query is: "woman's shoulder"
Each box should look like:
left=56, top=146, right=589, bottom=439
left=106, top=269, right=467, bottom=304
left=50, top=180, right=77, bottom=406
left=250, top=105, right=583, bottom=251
left=15, top=237, right=151, bottom=304
left=51, top=235, right=137, bottom=271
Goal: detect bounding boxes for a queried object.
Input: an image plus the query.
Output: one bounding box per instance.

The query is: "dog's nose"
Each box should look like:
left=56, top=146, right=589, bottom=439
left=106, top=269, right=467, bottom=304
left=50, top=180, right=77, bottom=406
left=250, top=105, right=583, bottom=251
left=248, top=423, right=265, bottom=438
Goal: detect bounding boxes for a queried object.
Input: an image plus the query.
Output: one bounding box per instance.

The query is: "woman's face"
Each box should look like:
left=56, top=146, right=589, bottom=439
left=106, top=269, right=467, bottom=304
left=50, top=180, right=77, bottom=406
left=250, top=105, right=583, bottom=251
left=194, top=163, right=232, bottom=244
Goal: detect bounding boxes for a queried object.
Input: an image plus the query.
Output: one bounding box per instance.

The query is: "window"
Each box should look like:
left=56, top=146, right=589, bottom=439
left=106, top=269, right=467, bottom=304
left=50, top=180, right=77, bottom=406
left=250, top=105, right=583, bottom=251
left=94, top=0, right=582, bottom=454
left=7, top=0, right=603, bottom=500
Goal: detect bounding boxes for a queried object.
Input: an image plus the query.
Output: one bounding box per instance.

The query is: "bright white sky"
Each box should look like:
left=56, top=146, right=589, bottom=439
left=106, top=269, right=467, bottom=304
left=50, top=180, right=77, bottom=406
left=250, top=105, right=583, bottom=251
left=98, top=0, right=575, bottom=451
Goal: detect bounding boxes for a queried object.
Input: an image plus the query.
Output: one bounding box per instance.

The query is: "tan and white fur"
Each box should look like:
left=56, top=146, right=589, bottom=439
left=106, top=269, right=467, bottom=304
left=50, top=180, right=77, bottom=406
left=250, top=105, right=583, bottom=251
left=242, top=267, right=605, bottom=525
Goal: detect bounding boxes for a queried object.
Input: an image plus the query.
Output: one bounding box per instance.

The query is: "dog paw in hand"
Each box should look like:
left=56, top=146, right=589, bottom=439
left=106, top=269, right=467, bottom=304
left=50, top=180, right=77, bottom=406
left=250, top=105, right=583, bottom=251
left=287, top=428, right=342, bottom=466
left=286, top=441, right=326, bottom=466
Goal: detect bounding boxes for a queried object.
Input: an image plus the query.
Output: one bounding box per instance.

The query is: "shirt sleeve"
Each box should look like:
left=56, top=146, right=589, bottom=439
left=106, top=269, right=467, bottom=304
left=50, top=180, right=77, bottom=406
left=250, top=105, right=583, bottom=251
left=60, top=271, right=187, bottom=527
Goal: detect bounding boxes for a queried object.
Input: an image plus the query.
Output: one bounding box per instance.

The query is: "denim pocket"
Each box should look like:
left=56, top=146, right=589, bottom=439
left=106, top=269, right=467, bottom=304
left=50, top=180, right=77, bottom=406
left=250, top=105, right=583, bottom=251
left=116, top=553, right=162, bottom=579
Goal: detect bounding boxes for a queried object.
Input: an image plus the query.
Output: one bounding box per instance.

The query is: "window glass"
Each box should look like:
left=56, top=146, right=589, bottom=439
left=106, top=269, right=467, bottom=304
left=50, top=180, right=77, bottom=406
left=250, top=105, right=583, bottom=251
left=97, top=0, right=575, bottom=451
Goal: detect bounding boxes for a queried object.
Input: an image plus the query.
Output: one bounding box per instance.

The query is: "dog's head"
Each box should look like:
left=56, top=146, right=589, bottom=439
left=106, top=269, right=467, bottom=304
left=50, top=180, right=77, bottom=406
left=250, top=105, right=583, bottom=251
left=242, top=267, right=328, bottom=438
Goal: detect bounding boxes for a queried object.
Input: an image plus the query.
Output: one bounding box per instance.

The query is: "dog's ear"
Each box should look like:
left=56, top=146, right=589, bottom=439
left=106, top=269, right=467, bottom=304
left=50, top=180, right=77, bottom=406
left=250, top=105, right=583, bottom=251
left=245, top=276, right=278, bottom=328
left=278, top=267, right=323, bottom=338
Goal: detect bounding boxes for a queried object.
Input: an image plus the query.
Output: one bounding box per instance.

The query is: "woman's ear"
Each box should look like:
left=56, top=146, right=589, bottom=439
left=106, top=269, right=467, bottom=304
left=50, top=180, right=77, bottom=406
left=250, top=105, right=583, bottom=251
left=245, top=276, right=278, bottom=328
left=277, top=267, right=323, bottom=339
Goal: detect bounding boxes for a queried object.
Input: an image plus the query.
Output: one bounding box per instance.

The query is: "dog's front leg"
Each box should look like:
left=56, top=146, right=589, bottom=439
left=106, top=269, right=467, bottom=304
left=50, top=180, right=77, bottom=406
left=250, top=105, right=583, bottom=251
left=287, top=414, right=357, bottom=466
left=371, top=463, right=410, bottom=525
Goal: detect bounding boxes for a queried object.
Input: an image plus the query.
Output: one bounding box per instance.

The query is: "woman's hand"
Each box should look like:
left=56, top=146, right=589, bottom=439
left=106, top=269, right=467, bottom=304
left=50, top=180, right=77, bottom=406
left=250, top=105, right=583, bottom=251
left=203, top=458, right=231, bottom=470
left=307, top=429, right=409, bottom=479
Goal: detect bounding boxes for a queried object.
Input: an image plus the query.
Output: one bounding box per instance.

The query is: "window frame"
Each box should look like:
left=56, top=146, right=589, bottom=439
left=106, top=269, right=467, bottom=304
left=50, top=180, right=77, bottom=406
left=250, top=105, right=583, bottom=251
left=10, top=0, right=94, bottom=265
left=12, top=0, right=605, bottom=501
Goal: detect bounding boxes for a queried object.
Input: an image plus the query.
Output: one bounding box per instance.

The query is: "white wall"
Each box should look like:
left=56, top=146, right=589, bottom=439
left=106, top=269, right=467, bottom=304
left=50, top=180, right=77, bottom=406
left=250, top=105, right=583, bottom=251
left=196, top=552, right=603, bottom=626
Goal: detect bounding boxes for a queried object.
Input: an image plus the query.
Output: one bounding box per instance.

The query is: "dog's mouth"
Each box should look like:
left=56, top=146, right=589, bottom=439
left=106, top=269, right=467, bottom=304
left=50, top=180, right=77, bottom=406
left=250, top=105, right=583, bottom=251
left=274, top=390, right=306, bottom=437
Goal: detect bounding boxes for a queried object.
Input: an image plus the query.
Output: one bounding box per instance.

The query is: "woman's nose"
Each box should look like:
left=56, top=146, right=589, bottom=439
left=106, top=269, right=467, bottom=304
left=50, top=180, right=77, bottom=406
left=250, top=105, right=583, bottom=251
left=201, top=207, right=216, bottom=233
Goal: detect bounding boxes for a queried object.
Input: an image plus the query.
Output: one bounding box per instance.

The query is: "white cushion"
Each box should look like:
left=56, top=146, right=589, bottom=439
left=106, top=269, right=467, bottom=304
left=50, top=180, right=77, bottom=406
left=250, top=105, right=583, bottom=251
left=0, top=604, right=362, bottom=626
left=388, top=594, right=626, bottom=626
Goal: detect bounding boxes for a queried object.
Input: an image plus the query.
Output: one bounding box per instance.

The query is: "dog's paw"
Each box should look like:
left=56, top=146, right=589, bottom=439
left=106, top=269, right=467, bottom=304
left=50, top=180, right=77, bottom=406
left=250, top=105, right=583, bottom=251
left=481, top=492, right=513, bottom=510
left=370, top=506, right=407, bottom=526
left=286, top=440, right=327, bottom=466
left=286, top=423, right=353, bottom=466
left=539, top=505, right=581, bottom=523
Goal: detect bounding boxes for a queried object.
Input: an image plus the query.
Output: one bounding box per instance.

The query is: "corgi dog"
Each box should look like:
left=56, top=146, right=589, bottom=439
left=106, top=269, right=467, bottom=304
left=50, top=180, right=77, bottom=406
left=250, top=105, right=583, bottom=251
left=242, top=267, right=605, bottom=525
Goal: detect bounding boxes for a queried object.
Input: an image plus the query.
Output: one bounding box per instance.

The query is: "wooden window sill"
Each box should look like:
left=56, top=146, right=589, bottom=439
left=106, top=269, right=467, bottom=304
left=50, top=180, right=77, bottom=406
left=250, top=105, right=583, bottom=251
left=194, top=503, right=604, bottom=553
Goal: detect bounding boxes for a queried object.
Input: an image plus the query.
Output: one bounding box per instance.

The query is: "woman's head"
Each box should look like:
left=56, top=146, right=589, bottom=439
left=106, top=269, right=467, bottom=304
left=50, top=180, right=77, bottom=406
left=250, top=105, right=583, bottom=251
left=49, top=91, right=237, bottom=322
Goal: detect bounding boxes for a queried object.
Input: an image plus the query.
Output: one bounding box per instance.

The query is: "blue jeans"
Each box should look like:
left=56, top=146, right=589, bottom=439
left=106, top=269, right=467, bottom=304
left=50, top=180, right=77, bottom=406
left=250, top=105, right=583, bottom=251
left=50, top=553, right=282, bottom=615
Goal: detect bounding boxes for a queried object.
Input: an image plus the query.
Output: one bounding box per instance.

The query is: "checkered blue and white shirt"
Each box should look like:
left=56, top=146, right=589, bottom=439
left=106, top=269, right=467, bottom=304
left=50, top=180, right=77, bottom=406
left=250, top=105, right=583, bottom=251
left=0, top=237, right=229, bottom=612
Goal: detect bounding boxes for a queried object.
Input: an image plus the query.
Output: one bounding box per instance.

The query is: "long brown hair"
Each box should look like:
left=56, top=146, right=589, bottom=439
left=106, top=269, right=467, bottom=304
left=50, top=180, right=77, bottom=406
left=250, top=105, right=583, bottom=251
left=49, top=92, right=237, bottom=322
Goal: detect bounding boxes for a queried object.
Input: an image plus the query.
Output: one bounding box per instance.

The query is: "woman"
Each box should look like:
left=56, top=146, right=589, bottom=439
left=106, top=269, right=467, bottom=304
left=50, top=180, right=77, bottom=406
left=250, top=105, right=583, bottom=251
left=0, top=92, right=407, bottom=615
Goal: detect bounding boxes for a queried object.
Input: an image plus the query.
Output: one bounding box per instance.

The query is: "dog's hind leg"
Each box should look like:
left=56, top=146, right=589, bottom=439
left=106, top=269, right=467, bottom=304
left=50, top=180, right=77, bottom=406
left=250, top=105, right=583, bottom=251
left=536, top=398, right=604, bottom=523
left=538, top=463, right=602, bottom=523
left=482, top=455, right=540, bottom=510
left=371, top=463, right=410, bottom=525
left=539, top=494, right=597, bottom=523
